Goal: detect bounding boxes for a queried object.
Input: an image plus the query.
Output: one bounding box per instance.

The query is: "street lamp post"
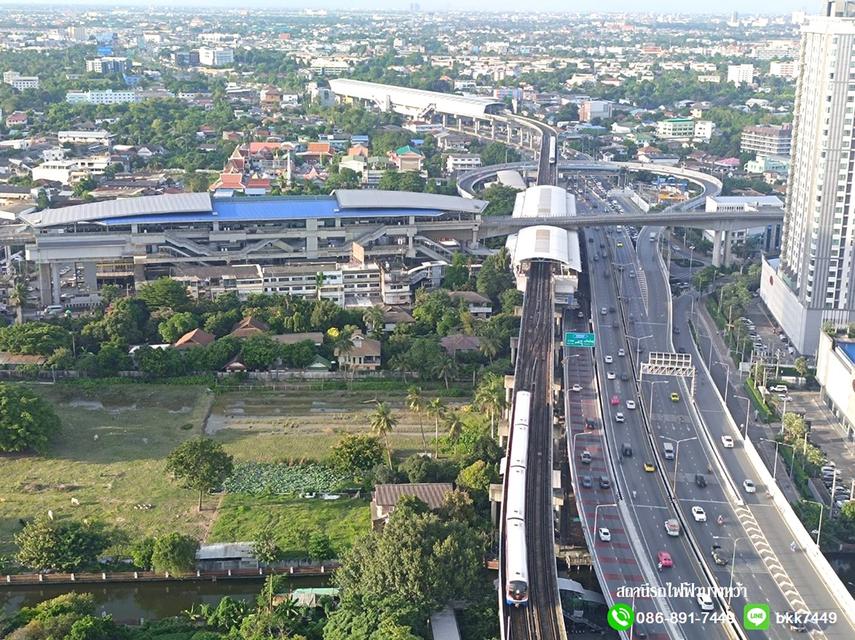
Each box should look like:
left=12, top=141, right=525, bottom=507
left=643, top=379, right=669, bottom=422
left=663, top=435, right=698, bottom=494
left=734, top=394, right=751, bottom=438
left=713, top=535, right=746, bottom=607
left=759, top=437, right=797, bottom=480
left=802, top=499, right=825, bottom=548
left=688, top=244, right=695, bottom=285
left=714, top=361, right=731, bottom=404
left=627, top=333, right=653, bottom=371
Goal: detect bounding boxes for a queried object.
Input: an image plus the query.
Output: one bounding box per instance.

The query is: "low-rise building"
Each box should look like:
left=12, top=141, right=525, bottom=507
left=446, top=153, right=482, bottom=174
left=579, top=99, right=613, bottom=122
left=85, top=57, right=130, bottom=74
left=5, top=111, right=28, bottom=128
left=740, top=124, right=792, bottom=156
left=815, top=332, right=855, bottom=440
left=3, top=71, right=39, bottom=91
left=449, top=290, right=493, bottom=318
left=58, top=130, right=114, bottom=146
left=336, top=332, right=381, bottom=372
left=199, top=47, right=234, bottom=67
left=655, top=117, right=695, bottom=139
left=389, top=145, right=423, bottom=172
left=727, top=63, right=755, bottom=86
left=371, top=482, right=453, bottom=530
left=66, top=89, right=140, bottom=105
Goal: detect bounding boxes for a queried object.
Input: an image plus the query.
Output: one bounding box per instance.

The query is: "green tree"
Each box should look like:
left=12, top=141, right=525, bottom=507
left=130, top=537, right=155, bottom=570
left=0, top=322, right=71, bottom=355
left=443, top=409, right=465, bottom=443
left=253, top=527, right=282, bottom=566
left=480, top=183, right=519, bottom=216
left=8, top=281, right=27, bottom=324
left=136, top=277, right=189, bottom=311
left=165, top=438, right=234, bottom=511
left=150, top=532, right=199, bottom=574
left=0, top=383, right=60, bottom=453
left=822, top=320, right=837, bottom=336
left=427, top=397, right=445, bottom=458
left=15, top=518, right=109, bottom=572
left=479, top=141, right=519, bottom=166
left=456, top=460, right=496, bottom=498
left=793, top=356, right=809, bottom=377
left=158, top=311, right=199, bottom=343
left=330, top=434, right=385, bottom=477
left=475, top=247, right=514, bottom=302
left=474, top=373, right=506, bottom=438
left=239, top=334, right=279, bottom=370
left=308, top=531, right=335, bottom=561
left=406, top=386, right=427, bottom=452
left=369, top=402, right=397, bottom=467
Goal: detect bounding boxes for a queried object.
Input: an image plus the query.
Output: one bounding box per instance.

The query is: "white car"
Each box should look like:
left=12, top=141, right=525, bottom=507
left=617, top=348, right=625, bottom=357
left=598, top=527, right=611, bottom=542
left=721, top=435, right=735, bottom=449
left=607, top=371, right=616, bottom=380
left=626, top=400, right=636, bottom=410
left=743, top=479, right=756, bottom=494
left=691, top=506, right=707, bottom=522
left=696, top=592, right=715, bottom=612
left=571, top=384, right=582, bottom=392
left=769, top=385, right=787, bottom=393
left=778, top=394, right=793, bottom=402
left=615, top=412, right=625, bottom=423
left=604, top=355, right=614, bottom=364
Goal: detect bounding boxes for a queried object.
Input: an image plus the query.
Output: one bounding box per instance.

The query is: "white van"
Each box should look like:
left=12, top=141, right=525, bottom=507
left=663, top=442, right=675, bottom=460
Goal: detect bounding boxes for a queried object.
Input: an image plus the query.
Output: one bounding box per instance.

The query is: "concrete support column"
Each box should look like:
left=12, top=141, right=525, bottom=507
left=722, top=230, right=734, bottom=268
left=306, top=219, right=319, bottom=258
left=506, top=127, right=511, bottom=142
left=491, top=122, right=496, bottom=139
left=519, top=128, right=524, bottom=145
left=50, top=264, right=61, bottom=306
left=712, top=229, right=724, bottom=268
left=475, top=119, right=480, bottom=134
left=38, top=263, right=51, bottom=308
left=83, top=262, right=97, bottom=292
left=133, top=263, right=145, bottom=289
left=442, top=114, right=448, bottom=128
left=406, top=232, right=416, bottom=259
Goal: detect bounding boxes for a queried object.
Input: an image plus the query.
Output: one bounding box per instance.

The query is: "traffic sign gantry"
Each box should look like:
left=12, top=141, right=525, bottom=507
left=564, top=332, right=596, bottom=348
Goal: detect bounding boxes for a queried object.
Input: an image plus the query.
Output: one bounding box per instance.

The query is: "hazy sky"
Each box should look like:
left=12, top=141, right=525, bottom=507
left=2, top=0, right=819, bottom=13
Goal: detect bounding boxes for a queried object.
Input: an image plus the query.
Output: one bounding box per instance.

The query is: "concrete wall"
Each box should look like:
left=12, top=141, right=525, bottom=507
left=759, top=257, right=821, bottom=355
left=815, top=331, right=855, bottom=432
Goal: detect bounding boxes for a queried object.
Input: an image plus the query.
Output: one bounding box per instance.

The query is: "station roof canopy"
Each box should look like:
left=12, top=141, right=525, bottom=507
left=21, top=191, right=487, bottom=229
left=328, top=78, right=505, bottom=120
left=512, top=185, right=576, bottom=219
left=507, top=225, right=582, bottom=271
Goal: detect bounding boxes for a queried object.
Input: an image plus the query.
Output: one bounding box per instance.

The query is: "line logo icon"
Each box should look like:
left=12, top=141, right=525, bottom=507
left=744, top=603, right=771, bottom=630
left=607, top=603, right=634, bottom=632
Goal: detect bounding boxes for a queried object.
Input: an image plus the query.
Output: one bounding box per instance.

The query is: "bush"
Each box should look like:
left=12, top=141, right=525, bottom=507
left=0, top=383, right=61, bottom=453
left=150, top=532, right=199, bottom=574
left=15, top=518, right=110, bottom=572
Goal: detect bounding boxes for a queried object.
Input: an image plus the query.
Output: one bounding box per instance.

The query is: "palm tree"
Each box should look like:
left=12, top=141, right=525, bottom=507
left=335, top=331, right=355, bottom=390
left=475, top=373, right=507, bottom=439
left=406, top=385, right=427, bottom=452
left=427, top=397, right=445, bottom=458
left=8, top=281, right=27, bottom=324
left=478, top=332, right=501, bottom=363
left=369, top=401, right=397, bottom=467
left=314, top=271, right=325, bottom=300
left=363, top=305, right=385, bottom=338
left=433, top=355, right=457, bottom=390
left=444, top=409, right=464, bottom=444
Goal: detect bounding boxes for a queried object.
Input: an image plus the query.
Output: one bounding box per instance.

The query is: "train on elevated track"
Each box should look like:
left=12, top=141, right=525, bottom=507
left=504, top=389, right=532, bottom=606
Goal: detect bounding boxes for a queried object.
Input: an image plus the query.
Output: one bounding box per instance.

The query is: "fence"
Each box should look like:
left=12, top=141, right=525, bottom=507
left=2, top=563, right=340, bottom=586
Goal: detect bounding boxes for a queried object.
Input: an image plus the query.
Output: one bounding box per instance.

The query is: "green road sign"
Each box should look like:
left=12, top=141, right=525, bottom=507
left=564, top=332, right=596, bottom=348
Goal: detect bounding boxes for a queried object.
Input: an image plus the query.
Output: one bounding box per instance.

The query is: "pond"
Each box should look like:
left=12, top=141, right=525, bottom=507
left=0, top=576, right=328, bottom=625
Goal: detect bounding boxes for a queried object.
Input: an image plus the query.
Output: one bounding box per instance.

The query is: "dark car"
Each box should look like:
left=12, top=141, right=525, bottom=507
left=673, top=326, right=681, bottom=334
left=622, top=442, right=633, bottom=457
left=585, top=418, right=596, bottom=430
left=581, top=475, right=593, bottom=489
left=711, top=544, right=728, bottom=566
left=620, top=372, right=630, bottom=381
left=599, top=475, right=611, bottom=489
left=695, top=474, right=707, bottom=488
left=787, top=611, right=808, bottom=633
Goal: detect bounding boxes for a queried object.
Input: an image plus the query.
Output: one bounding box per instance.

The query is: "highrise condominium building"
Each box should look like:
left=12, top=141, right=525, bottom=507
left=761, top=1, right=855, bottom=354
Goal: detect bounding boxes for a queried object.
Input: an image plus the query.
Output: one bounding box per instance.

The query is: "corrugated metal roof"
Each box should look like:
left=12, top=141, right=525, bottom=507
left=329, top=78, right=503, bottom=120
left=22, top=193, right=213, bottom=228
left=512, top=185, right=576, bottom=219
left=335, top=189, right=487, bottom=214
left=372, top=482, right=453, bottom=510
left=509, top=225, right=582, bottom=271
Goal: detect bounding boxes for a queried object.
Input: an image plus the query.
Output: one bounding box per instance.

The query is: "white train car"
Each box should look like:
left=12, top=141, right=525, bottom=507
left=505, top=519, right=529, bottom=605
left=548, top=135, right=557, bottom=164
left=505, top=466, right=527, bottom=521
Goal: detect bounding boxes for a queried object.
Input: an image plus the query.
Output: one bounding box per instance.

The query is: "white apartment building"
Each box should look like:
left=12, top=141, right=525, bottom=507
left=579, top=99, right=613, bottom=122
left=761, top=1, right=855, bottom=355
left=446, top=154, right=482, bottom=173
left=58, top=130, right=113, bottom=146
left=727, top=63, right=755, bottom=85
left=66, top=89, right=140, bottom=105
left=85, top=57, right=129, bottom=74
left=769, top=60, right=799, bottom=79
left=198, top=47, right=234, bottom=67
left=740, top=124, right=792, bottom=156
left=32, top=156, right=111, bottom=185
left=309, top=58, right=350, bottom=76
left=3, top=71, right=39, bottom=91
left=656, top=118, right=695, bottom=139
left=693, top=120, right=716, bottom=142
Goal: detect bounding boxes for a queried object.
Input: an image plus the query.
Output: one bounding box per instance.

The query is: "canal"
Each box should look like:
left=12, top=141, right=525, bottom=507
left=0, top=576, right=328, bottom=624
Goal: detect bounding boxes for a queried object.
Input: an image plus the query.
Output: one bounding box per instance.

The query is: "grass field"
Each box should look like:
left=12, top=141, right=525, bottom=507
left=208, top=495, right=370, bottom=558
left=0, top=382, right=458, bottom=557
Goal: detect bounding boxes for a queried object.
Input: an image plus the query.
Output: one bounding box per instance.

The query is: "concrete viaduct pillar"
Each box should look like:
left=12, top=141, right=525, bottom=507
left=491, top=121, right=496, bottom=139
left=50, top=264, right=61, bottom=306
left=711, top=229, right=734, bottom=268
left=38, top=263, right=51, bottom=308
left=83, top=262, right=97, bottom=292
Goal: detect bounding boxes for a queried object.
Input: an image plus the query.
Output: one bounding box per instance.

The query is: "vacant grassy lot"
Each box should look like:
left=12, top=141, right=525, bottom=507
left=1, top=382, right=458, bottom=556
left=208, top=495, right=370, bottom=558
left=0, top=383, right=213, bottom=554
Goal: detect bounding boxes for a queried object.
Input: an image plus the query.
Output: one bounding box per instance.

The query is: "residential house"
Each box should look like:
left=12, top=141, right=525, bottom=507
left=229, top=316, right=270, bottom=339
left=371, top=482, right=453, bottom=530
left=336, top=332, right=381, bottom=371
left=5, top=111, right=28, bottom=128
left=301, top=142, right=333, bottom=165
left=440, top=334, right=482, bottom=357
left=449, top=290, right=493, bottom=319
left=388, top=145, right=424, bottom=173
left=173, top=328, right=216, bottom=350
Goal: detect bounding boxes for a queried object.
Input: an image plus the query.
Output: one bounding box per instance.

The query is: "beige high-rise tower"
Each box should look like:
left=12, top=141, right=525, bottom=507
left=761, top=1, right=855, bottom=354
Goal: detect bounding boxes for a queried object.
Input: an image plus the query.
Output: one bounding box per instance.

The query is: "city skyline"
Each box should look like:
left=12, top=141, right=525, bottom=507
left=1, top=0, right=820, bottom=14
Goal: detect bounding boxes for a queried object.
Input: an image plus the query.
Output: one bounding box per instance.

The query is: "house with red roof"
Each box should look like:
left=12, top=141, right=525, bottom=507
left=5, top=111, right=28, bottom=128
left=300, top=142, right=333, bottom=164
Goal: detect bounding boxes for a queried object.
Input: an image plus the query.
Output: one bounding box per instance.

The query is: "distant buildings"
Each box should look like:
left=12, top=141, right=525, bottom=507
left=727, top=63, right=755, bottom=86
left=2, top=71, right=39, bottom=91
left=198, top=47, right=234, bottom=67
left=446, top=153, right=482, bottom=174
left=66, top=89, right=140, bottom=105
left=85, top=57, right=130, bottom=74
left=740, top=124, right=792, bottom=156
left=579, top=99, right=613, bottom=122
left=58, top=130, right=114, bottom=146
left=655, top=117, right=715, bottom=141
left=769, top=60, right=799, bottom=79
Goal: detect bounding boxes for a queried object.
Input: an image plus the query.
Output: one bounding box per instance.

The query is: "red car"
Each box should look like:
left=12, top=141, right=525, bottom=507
left=610, top=394, right=620, bottom=406
left=657, top=551, right=673, bottom=568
